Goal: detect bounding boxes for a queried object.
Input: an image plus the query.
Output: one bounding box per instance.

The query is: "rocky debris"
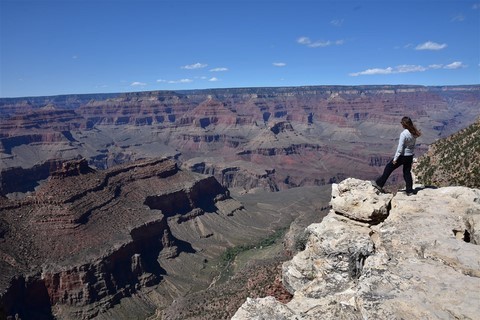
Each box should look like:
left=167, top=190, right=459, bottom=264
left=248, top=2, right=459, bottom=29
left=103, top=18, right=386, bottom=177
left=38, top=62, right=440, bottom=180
left=232, top=178, right=480, bottom=319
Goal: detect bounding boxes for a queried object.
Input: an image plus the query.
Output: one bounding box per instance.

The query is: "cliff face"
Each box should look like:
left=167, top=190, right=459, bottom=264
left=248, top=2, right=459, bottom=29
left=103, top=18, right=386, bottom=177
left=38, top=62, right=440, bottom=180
left=414, top=117, right=480, bottom=188
left=233, top=178, right=480, bottom=319
left=0, top=157, right=327, bottom=319
left=1, top=85, right=479, bottom=194
left=0, top=158, right=242, bottom=319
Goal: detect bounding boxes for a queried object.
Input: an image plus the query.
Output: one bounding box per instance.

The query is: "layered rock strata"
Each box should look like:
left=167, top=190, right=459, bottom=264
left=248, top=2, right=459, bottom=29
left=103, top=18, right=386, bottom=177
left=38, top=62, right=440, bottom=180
left=0, top=158, right=242, bottom=319
left=1, top=85, right=479, bottom=194
left=233, top=178, right=480, bottom=319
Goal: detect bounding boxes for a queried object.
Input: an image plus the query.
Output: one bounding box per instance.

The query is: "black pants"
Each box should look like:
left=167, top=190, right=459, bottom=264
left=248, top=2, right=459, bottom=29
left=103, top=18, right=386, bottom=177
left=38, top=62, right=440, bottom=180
left=375, top=155, right=414, bottom=192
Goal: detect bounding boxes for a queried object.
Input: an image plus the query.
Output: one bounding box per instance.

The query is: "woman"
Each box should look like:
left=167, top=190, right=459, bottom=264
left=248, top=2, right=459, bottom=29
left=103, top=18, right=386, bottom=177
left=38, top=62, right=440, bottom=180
left=373, top=116, right=421, bottom=195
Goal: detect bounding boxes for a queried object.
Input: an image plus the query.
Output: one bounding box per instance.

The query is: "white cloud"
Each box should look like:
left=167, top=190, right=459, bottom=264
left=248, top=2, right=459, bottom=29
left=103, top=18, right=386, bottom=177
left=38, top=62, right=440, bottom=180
left=210, top=67, right=228, bottom=72
left=297, top=36, right=344, bottom=48
left=158, top=78, right=195, bottom=84
left=350, top=67, right=394, bottom=76
left=309, top=40, right=332, bottom=48
left=131, top=81, right=147, bottom=86
left=273, top=62, right=286, bottom=67
left=428, top=64, right=443, bottom=69
left=473, top=3, right=480, bottom=9
left=297, top=37, right=311, bottom=45
left=350, top=61, right=465, bottom=76
left=396, top=65, right=427, bottom=73
left=209, top=77, right=219, bottom=82
left=168, top=78, right=193, bottom=84
left=181, top=62, right=208, bottom=69
left=444, top=61, right=465, bottom=69
left=415, top=41, right=447, bottom=50
left=451, top=14, right=465, bottom=22
left=330, top=19, right=344, bottom=27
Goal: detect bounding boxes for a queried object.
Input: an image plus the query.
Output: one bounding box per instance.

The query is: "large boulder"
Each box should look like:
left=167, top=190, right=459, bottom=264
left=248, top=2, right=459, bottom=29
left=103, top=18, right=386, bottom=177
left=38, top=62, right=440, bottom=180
left=330, top=178, right=393, bottom=224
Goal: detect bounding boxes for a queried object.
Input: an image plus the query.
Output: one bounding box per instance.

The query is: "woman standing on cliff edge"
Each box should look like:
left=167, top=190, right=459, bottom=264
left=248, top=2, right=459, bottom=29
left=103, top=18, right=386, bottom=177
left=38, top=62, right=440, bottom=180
left=372, top=116, right=421, bottom=195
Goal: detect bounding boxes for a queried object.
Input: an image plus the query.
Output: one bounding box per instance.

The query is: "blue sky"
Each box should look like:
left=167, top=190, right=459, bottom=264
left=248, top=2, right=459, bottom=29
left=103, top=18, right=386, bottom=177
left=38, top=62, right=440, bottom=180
left=1, top=0, right=479, bottom=97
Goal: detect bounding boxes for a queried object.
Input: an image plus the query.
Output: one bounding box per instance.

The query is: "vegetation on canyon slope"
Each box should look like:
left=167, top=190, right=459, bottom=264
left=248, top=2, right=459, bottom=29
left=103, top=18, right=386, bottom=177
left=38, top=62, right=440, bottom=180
left=414, top=117, right=480, bottom=188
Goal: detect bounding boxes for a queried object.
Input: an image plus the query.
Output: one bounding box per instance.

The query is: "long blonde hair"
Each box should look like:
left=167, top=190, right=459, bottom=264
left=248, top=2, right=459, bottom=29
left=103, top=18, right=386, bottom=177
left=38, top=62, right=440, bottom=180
left=401, top=116, right=421, bottom=137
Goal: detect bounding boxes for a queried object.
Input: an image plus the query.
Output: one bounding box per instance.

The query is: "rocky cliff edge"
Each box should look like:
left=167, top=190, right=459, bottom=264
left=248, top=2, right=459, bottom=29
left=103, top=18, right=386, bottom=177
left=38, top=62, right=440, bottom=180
left=233, top=178, right=480, bottom=319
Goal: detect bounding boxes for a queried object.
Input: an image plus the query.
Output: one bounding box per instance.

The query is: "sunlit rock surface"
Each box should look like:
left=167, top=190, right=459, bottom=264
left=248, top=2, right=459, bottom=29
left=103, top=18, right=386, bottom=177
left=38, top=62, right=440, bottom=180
left=233, top=178, right=480, bottom=319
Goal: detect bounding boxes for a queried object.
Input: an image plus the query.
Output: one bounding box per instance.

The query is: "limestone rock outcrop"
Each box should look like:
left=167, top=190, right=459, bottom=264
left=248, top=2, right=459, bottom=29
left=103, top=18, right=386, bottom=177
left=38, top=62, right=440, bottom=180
left=233, top=178, right=480, bottom=319
left=330, top=178, right=393, bottom=223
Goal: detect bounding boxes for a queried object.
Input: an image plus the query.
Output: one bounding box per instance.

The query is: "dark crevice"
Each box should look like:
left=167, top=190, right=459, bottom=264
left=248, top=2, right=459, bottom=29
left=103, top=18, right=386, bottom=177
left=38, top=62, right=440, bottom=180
left=453, top=229, right=471, bottom=243
left=348, top=249, right=371, bottom=280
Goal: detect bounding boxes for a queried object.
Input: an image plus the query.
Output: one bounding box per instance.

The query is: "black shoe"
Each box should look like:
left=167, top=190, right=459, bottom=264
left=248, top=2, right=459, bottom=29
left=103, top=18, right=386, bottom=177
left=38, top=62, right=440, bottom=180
left=405, top=190, right=416, bottom=196
left=371, top=181, right=384, bottom=193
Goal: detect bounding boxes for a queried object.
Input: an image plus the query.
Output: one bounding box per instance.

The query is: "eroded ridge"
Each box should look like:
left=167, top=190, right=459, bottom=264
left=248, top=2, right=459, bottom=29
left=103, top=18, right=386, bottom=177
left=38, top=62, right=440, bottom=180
left=0, top=157, right=236, bottom=319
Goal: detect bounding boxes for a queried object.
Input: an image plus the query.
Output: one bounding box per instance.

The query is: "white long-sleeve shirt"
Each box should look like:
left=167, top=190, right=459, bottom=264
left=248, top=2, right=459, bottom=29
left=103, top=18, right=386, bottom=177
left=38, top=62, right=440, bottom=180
left=394, top=129, right=416, bottom=161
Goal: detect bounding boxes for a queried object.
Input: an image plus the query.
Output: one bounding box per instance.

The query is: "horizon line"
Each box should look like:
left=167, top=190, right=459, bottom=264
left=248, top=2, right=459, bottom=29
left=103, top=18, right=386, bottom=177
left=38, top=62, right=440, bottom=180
left=1, top=83, right=480, bottom=100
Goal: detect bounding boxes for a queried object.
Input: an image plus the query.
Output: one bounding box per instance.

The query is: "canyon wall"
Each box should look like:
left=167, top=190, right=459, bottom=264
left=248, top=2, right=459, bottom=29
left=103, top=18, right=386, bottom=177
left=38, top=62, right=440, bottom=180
left=0, top=158, right=239, bottom=319
left=0, top=157, right=326, bottom=319
left=1, top=85, right=479, bottom=195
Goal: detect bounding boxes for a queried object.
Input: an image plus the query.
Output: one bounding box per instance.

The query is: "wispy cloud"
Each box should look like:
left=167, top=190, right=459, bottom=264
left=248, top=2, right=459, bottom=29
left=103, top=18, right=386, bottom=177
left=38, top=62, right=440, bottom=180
left=444, top=61, right=465, bottom=69
left=473, top=3, right=480, bottom=9
left=209, top=77, right=219, bottom=82
left=131, top=81, right=147, bottom=86
left=415, top=41, right=447, bottom=50
left=350, top=67, right=394, bottom=76
left=451, top=14, right=465, bottom=22
left=428, top=64, right=443, bottom=69
left=181, top=62, right=208, bottom=69
left=157, top=78, right=193, bottom=84
left=170, top=79, right=193, bottom=83
left=297, top=36, right=344, bottom=48
left=350, top=61, right=465, bottom=76
left=210, top=67, right=228, bottom=72
left=330, top=19, right=344, bottom=27
left=273, top=62, right=286, bottom=67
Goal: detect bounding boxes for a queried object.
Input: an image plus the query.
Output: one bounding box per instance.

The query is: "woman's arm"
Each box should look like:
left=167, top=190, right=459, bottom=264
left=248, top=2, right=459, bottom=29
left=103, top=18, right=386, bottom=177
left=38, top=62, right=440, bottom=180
left=393, top=131, right=406, bottom=163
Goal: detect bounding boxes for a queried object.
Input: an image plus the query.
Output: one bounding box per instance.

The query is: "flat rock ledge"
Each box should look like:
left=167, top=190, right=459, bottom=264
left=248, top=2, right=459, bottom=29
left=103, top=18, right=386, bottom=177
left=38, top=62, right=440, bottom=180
left=232, top=178, right=480, bottom=320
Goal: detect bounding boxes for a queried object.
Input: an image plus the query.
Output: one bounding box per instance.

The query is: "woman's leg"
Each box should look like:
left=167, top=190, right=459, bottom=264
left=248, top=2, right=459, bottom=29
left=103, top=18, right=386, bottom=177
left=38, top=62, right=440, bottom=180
left=402, top=156, right=414, bottom=192
left=376, top=159, right=401, bottom=188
